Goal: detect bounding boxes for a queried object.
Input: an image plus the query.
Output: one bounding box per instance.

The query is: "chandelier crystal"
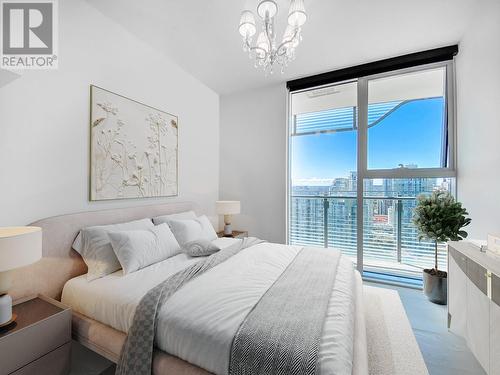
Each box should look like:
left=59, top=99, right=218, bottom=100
left=238, top=0, right=307, bottom=74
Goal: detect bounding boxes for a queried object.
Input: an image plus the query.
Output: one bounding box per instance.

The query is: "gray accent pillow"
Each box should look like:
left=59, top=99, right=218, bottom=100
left=108, top=224, right=181, bottom=274
left=152, top=211, right=197, bottom=226
left=182, top=239, right=220, bottom=257
left=72, top=218, right=154, bottom=281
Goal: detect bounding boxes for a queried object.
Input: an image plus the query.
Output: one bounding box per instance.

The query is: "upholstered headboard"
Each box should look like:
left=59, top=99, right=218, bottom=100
left=10, top=202, right=199, bottom=301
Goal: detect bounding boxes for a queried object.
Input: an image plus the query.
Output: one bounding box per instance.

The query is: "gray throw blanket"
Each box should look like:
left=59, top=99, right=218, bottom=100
left=115, top=237, right=265, bottom=375
left=229, top=247, right=341, bottom=375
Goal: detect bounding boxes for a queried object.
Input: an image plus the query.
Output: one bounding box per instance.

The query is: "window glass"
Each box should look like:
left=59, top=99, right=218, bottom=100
left=367, top=67, right=447, bottom=170
left=362, top=177, right=455, bottom=274
left=290, top=82, right=357, bottom=195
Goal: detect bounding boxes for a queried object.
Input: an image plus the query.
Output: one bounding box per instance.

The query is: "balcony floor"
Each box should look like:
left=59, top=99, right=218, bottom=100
left=334, top=252, right=428, bottom=287
left=360, top=257, right=425, bottom=286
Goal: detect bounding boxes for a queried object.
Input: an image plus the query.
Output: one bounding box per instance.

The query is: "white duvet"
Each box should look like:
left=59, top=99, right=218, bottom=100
left=62, top=238, right=360, bottom=375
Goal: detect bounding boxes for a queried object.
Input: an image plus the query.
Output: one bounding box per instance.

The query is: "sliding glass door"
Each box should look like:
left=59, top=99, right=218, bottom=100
left=288, top=61, right=456, bottom=284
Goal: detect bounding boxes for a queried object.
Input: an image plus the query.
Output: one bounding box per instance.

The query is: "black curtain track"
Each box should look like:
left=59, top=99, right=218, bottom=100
left=286, top=45, right=458, bottom=92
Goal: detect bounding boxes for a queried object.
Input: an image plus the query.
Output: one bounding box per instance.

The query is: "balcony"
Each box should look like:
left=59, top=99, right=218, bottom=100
left=289, top=195, right=447, bottom=285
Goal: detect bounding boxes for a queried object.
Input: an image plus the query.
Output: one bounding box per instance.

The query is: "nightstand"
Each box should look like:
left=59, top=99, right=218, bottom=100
left=217, top=230, right=248, bottom=239
left=0, top=295, right=71, bottom=375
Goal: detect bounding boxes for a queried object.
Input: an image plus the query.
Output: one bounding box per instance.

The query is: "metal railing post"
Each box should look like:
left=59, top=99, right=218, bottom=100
left=397, top=199, right=402, bottom=263
left=323, top=198, right=329, bottom=248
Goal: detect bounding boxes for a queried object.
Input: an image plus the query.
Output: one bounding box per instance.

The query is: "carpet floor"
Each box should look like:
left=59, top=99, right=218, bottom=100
left=364, top=285, right=428, bottom=374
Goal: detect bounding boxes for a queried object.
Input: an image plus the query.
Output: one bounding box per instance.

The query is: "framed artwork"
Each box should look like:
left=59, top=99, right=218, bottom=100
left=89, top=85, right=178, bottom=201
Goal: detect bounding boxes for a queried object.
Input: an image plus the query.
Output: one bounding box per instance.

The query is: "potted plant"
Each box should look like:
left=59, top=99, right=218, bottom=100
left=413, top=190, right=471, bottom=305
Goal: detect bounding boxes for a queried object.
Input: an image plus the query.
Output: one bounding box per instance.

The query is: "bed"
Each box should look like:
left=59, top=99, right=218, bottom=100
left=10, top=202, right=368, bottom=375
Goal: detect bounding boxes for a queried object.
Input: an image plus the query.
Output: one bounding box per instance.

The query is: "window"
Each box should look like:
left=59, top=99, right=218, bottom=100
left=288, top=60, right=456, bottom=284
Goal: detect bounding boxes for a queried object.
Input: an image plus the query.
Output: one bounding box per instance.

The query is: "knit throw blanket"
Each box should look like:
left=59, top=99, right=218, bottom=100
left=229, top=247, right=341, bottom=375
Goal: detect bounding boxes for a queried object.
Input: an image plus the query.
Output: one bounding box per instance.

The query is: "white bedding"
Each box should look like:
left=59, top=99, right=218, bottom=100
left=62, top=238, right=362, bottom=375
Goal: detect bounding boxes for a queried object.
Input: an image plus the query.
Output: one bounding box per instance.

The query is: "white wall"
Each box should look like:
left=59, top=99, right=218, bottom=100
left=219, top=84, right=287, bottom=243
left=0, top=0, right=219, bottom=226
left=220, top=1, right=500, bottom=243
left=456, top=0, right=500, bottom=239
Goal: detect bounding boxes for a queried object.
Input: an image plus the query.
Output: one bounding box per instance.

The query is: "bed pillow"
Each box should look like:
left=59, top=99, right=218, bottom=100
left=108, top=224, right=181, bottom=274
left=72, top=218, right=154, bottom=281
left=181, top=239, right=220, bottom=257
left=168, top=215, right=218, bottom=246
left=152, top=210, right=197, bottom=226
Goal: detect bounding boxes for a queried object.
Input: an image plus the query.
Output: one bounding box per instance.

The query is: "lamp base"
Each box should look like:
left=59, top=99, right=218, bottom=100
left=0, top=294, right=12, bottom=326
left=223, top=223, right=233, bottom=236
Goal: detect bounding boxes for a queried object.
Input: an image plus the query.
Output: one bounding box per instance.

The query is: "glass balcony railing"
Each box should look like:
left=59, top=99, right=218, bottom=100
left=289, top=195, right=447, bottom=280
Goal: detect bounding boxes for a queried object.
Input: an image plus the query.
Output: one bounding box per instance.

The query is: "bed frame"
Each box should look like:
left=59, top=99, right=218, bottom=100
left=10, top=202, right=370, bottom=375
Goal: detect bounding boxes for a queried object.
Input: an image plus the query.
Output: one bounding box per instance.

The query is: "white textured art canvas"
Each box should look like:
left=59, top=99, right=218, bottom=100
left=90, top=86, right=178, bottom=201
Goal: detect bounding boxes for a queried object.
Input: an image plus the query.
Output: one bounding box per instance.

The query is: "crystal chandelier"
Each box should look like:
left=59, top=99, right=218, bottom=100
left=238, top=0, right=307, bottom=74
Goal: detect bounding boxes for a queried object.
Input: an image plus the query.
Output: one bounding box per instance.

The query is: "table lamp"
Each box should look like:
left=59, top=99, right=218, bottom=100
left=0, top=227, right=42, bottom=325
left=216, top=201, right=241, bottom=236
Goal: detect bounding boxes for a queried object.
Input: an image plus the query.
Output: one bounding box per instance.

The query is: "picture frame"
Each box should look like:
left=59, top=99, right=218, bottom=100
left=89, top=85, right=178, bottom=201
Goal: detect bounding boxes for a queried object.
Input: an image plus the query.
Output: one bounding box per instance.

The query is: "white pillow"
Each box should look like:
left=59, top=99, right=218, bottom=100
left=72, top=218, right=154, bottom=281
left=152, top=210, right=197, bottom=226
left=168, top=215, right=218, bottom=246
left=108, top=224, right=181, bottom=274
left=197, top=215, right=218, bottom=241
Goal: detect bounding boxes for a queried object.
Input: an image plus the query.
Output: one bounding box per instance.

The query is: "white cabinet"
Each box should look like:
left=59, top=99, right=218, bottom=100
left=490, top=301, right=500, bottom=375
left=448, top=241, right=500, bottom=375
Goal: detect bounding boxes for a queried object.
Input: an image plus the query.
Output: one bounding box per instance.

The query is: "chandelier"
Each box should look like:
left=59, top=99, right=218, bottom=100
left=238, top=0, right=307, bottom=74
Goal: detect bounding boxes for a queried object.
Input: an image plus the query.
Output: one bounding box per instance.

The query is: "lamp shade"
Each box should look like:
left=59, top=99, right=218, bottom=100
left=216, top=201, right=241, bottom=215
left=239, top=10, right=256, bottom=38
left=288, top=0, right=307, bottom=27
left=257, top=0, right=278, bottom=18
left=0, top=227, right=42, bottom=272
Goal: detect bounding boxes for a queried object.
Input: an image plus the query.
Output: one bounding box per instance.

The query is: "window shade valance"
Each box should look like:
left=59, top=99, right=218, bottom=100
left=286, top=45, right=458, bottom=92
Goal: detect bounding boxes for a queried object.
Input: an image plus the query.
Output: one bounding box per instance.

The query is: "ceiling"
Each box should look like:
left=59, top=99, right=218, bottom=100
left=88, top=0, right=474, bottom=95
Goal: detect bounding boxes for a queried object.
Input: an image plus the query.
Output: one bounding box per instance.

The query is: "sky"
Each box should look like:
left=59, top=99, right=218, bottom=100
left=291, top=98, right=445, bottom=185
